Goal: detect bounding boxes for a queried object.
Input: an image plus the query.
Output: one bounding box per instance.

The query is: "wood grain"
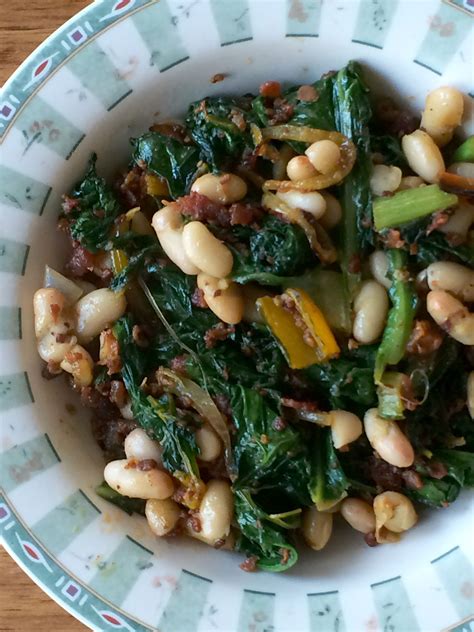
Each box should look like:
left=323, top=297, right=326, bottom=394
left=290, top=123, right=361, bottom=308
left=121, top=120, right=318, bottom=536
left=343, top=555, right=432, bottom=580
left=0, top=547, right=86, bottom=630
left=0, top=4, right=90, bottom=628
left=0, top=0, right=89, bottom=86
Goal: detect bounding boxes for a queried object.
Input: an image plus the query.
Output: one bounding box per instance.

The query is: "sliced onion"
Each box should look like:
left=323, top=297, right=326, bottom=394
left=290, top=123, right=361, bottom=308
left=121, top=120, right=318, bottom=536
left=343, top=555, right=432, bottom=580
left=157, top=368, right=236, bottom=480
left=43, top=266, right=84, bottom=304
left=261, top=125, right=357, bottom=191
left=262, top=191, right=337, bottom=264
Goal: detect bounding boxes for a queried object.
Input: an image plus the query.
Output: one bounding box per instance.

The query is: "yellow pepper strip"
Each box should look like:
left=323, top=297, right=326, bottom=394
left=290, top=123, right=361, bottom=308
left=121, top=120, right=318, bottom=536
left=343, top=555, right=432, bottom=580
left=145, top=173, right=169, bottom=197
left=257, top=289, right=340, bottom=369
left=260, top=125, right=357, bottom=191
left=111, top=248, right=128, bottom=275
left=287, top=289, right=340, bottom=360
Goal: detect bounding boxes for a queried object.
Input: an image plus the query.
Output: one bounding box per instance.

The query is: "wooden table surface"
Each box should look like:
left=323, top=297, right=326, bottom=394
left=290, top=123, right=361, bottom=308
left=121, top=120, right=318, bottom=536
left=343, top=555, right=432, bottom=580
left=0, top=6, right=89, bottom=629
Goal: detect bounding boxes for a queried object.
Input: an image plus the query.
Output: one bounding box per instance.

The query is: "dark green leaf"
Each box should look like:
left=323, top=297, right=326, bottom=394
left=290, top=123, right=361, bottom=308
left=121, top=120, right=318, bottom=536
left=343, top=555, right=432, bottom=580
left=370, top=134, right=407, bottom=168
left=66, top=155, right=122, bottom=253
left=309, top=428, right=349, bottom=508
left=231, top=215, right=315, bottom=282
left=234, top=490, right=299, bottom=572
left=333, top=61, right=374, bottom=294
left=407, top=477, right=460, bottom=507
left=132, top=131, right=200, bottom=198
left=114, top=315, right=199, bottom=476
left=185, top=96, right=256, bottom=170
left=95, top=481, right=146, bottom=516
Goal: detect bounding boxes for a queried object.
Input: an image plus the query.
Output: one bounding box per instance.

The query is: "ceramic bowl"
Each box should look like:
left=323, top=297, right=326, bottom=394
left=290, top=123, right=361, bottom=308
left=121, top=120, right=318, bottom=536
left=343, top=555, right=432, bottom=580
left=1, top=1, right=473, bottom=630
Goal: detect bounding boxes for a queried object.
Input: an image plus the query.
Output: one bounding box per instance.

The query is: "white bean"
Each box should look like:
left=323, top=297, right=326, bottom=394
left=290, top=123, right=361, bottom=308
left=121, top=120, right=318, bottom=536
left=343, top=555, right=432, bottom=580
left=302, top=507, right=333, bottom=551
left=191, top=173, right=247, bottom=205
left=467, top=372, right=474, bottom=420
left=34, top=288, right=78, bottom=362
left=327, top=410, right=363, bottom=449
left=319, top=193, right=342, bottom=229
left=197, top=273, right=244, bottom=324
left=276, top=190, right=326, bottom=219
left=398, top=176, right=426, bottom=191
left=33, top=288, right=68, bottom=339
left=427, top=290, right=474, bottom=346
left=439, top=203, right=474, bottom=240
left=60, top=344, right=94, bottom=387
left=402, top=130, right=445, bottom=183
left=145, top=498, right=181, bottom=536
left=305, top=140, right=341, bottom=175
left=421, top=86, right=464, bottom=147
left=373, top=491, right=417, bottom=544
left=195, top=424, right=222, bottom=462
left=152, top=204, right=200, bottom=275
left=341, top=498, right=376, bottom=534
left=125, top=428, right=163, bottom=464
left=353, top=280, right=389, bottom=344
left=447, top=162, right=474, bottom=179
left=199, top=480, right=234, bottom=544
left=370, top=165, right=402, bottom=196
left=364, top=408, right=415, bottom=468
left=37, top=332, right=77, bottom=363
left=369, top=251, right=391, bottom=289
left=182, top=221, right=233, bottom=278
left=75, top=288, right=126, bottom=344
left=426, top=261, right=474, bottom=302
left=286, top=155, right=317, bottom=181
left=104, top=459, right=174, bottom=500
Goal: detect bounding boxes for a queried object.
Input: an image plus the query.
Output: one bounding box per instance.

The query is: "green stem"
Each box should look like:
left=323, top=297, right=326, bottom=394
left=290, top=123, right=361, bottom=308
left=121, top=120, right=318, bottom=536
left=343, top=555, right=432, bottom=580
left=373, top=185, right=458, bottom=231
left=374, top=250, right=418, bottom=383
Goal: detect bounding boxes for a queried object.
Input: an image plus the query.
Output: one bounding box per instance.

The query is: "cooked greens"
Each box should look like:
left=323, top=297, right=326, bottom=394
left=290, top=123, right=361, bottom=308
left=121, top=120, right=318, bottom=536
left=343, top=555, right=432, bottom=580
left=47, top=61, right=473, bottom=573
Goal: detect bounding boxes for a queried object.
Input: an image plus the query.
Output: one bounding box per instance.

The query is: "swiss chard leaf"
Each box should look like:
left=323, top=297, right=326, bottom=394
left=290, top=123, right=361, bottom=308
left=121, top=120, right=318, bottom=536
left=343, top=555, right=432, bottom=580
left=67, top=156, right=122, bottom=253
left=309, top=428, right=349, bottom=509
left=234, top=490, right=299, bottom=572
left=114, top=316, right=199, bottom=476
left=185, top=96, right=256, bottom=170
left=333, top=61, right=374, bottom=292
left=132, top=132, right=200, bottom=198
left=231, top=215, right=315, bottom=282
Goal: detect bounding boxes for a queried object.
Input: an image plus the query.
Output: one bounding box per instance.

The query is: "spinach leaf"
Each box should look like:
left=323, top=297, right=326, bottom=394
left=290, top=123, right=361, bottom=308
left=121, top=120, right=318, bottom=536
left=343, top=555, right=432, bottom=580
left=303, top=346, right=378, bottom=415
left=234, top=490, right=298, bottom=572
left=415, top=231, right=474, bottom=267
left=230, top=385, right=311, bottom=505
left=145, top=263, right=286, bottom=394
left=67, top=156, right=122, bottom=253
left=185, top=96, right=256, bottom=170
left=252, top=74, right=336, bottom=151
left=132, top=132, right=200, bottom=198
left=114, top=316, right=199, bottom=476
left=96, top=481, right=146, bottom=516
left=433, top=450, right=474, bottom=487
left=110, top=241, right=161, bottom=291
left=333, top=61, right=374, bottom=293
left=231, top=215, right=315, bottom=282
left=407, top=477, right=460, bottom=507
left=309, top=428, right=349, bottom=509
